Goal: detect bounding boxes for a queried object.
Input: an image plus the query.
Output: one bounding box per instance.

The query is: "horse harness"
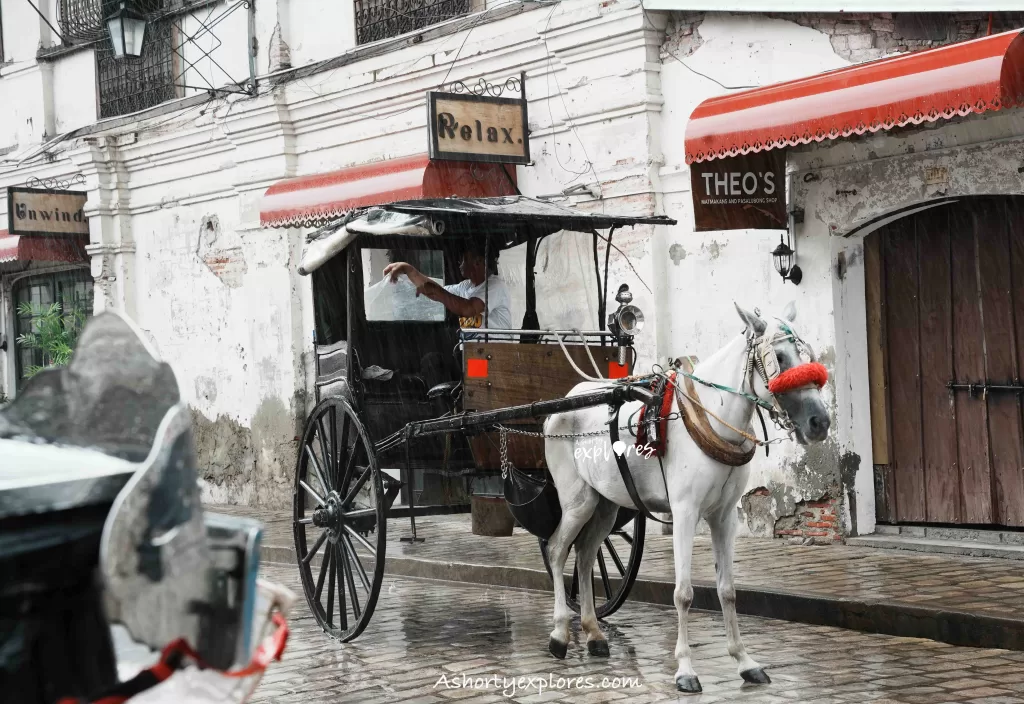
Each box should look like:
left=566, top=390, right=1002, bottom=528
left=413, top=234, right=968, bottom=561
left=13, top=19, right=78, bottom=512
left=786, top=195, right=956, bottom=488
left=610, top=320, right=828, bottom=526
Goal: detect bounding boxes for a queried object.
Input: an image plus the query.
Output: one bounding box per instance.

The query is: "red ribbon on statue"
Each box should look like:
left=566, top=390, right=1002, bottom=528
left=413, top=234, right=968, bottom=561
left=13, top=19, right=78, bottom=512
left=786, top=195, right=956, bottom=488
left=767, top=362, right=828, bottom=395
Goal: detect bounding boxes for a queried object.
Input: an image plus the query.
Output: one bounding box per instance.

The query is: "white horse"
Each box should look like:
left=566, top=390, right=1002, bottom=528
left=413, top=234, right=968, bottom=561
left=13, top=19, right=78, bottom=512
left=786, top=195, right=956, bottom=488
left=542, top=303, right=831, bottom=693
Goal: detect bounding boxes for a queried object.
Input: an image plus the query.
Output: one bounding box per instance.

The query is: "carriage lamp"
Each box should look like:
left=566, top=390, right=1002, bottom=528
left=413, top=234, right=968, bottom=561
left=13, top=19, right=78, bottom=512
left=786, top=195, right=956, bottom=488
left=772, top=236, right=803, bottom=286
left=608, top=284, right=645, bottom=366
left=106, top=2, right=147, bottom=59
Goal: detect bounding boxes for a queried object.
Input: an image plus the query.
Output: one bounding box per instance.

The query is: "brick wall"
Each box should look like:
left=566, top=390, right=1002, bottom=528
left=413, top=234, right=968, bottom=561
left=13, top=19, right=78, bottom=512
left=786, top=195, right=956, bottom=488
left=665, top=11, right=1024, bottom=64
left=773, top=494, right=843, bottom=544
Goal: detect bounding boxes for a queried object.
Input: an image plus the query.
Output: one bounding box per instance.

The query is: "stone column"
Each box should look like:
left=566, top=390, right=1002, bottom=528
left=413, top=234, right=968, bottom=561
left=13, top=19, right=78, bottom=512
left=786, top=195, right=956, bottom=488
left=68, top=138, right=138, bottom=320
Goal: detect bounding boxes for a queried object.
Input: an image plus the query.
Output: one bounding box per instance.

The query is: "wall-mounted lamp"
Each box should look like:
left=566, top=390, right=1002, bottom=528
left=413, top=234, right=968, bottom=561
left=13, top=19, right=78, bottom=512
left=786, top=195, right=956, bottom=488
left=106, top=2, right=147, bottom=59
left=772, top=235, right=802, bottom=286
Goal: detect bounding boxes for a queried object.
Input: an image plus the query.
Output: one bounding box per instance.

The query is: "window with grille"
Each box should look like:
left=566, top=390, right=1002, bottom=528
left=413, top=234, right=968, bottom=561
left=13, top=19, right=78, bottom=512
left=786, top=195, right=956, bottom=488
left=58, top=0, right=167, bottom=42
left=354, top=0, right=471, bottom=45
left=13, top=269, right=94, bottom=392
left=97, top=18, right=176, bottom=118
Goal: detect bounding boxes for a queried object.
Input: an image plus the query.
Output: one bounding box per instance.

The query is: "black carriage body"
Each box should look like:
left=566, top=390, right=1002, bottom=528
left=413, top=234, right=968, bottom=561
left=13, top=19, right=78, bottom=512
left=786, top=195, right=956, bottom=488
left=295, top=196, right=675, bottom=641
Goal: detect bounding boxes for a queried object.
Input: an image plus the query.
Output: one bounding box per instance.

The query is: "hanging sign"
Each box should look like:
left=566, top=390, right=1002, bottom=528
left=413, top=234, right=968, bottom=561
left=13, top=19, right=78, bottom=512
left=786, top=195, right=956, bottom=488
left=427, top=91, right=530, bottom=165
left=690, top=151, right=787, bottom=231
left=7, top=187, right=89, bottom=237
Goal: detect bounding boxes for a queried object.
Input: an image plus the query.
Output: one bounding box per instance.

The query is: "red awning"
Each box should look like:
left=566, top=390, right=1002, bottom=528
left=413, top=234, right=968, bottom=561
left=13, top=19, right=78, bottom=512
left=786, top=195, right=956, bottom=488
left=685, top=28, right=1024, bottom=164
left=259, top=154, right=518, bottom=228
left=0, top=230, right=90, bottom=265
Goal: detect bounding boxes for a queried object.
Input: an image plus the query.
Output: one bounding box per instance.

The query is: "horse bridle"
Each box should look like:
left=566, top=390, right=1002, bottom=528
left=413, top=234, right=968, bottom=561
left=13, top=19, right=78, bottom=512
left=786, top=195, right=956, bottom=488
left=744, top=318, right=824, bottom=436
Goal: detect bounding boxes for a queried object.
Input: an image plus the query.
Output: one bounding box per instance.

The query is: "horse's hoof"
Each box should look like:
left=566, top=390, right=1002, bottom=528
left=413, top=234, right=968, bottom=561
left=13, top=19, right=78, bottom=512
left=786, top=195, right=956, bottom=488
left=741, top=667, right=771, bottom=685
left=587, top=640, right=610, bottom=657
left=675, top=675, right=702, bottom=694
left=548, top=638, right=568, bottom=659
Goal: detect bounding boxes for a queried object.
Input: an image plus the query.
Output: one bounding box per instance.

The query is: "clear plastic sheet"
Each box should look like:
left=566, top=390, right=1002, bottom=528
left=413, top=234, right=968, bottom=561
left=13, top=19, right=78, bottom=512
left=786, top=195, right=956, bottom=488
left=363, top=275, right=444, bottom=322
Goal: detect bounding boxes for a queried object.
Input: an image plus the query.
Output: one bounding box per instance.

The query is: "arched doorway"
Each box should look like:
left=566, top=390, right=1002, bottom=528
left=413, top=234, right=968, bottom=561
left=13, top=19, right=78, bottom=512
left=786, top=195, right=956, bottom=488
left=869, top=195, right=1024, bottom=527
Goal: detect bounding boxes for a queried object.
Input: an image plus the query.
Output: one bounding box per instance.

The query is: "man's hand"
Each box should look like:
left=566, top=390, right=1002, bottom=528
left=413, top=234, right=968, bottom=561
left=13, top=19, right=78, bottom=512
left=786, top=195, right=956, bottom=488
left=383, top=261, right=413, bottom=283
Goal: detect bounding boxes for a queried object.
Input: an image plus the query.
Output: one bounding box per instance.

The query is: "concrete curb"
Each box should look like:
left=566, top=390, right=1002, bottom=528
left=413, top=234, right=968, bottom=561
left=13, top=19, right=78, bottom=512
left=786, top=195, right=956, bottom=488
left=261, top=544, right=1024, bottom=652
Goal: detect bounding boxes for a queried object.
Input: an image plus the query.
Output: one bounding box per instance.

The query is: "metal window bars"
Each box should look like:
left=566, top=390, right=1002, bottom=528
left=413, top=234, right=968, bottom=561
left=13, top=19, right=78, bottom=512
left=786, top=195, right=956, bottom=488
left=97, top=17, right=175, bottom=118
left=354, top=0, right=471, bottom=45
left=58, top=0, right=168, bottom=42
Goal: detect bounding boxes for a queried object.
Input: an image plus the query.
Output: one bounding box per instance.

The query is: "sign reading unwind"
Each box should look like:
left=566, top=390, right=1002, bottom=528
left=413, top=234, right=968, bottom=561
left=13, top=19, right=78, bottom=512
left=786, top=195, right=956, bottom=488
left=7, top=187, right=89, bottom=236
left=427, top=91, right=530, bottom=165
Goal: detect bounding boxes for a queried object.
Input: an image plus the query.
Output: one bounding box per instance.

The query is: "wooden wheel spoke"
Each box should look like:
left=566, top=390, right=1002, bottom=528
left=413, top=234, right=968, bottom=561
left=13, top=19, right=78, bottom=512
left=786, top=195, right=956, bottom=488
left=316, top=415, right=333, bottom=486
left=616, top=530, right=634, bottom=546
left=597, top=548, right=612, bottom=600
left=343, top=466, right=372, bottom=507
left=326, top=549, right=337, bottom=627
left=570, top=567, right=580, bottom=600
left=303, top=530, right=328, bottom=565
left=339, top=443, right=362, bottom=499
left=337, top=412, right=352, bottom=489
left=343, top=533, right=371, bottom=592
left=304, top=444, right=331, bottom=498
left=343, top=508, right=377, bottom=521
left=335, top=544, right=347, bottom=631
left=605, top=538, right=626, bottom=575
left=300, top=480, right=326, bottom=507
left=344, top=524, right=376, bottom=554
left=329, top=406, right=340, bottom=488
left=314, top=545, right=332, bottom=603
left=340, top=540, right=361, bottom=619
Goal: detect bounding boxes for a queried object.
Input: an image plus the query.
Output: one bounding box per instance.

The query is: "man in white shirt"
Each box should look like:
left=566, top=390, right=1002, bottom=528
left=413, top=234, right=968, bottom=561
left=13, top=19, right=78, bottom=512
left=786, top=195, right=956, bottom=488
left=383, top=242, right=511, bottom=332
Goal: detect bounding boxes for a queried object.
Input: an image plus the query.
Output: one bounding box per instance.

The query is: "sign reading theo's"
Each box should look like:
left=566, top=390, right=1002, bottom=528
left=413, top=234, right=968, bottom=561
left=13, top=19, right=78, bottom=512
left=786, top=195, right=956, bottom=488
left=427, top=91, right=530, bottom=165
left=7, top=187, right=89, bottom=237
left=690, top=151, right=787, bottom=231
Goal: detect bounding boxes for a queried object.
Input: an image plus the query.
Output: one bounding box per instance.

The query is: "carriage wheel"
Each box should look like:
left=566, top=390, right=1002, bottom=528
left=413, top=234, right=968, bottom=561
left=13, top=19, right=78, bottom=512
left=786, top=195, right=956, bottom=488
left=293, top=396, right=393, bottom=642
left=539, top=509, right=646, bottom=619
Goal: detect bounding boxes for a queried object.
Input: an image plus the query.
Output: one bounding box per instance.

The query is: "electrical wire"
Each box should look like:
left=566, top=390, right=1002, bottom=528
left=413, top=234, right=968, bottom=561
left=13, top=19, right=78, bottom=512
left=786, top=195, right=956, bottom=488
left=638, top=0, right=759, bottom=92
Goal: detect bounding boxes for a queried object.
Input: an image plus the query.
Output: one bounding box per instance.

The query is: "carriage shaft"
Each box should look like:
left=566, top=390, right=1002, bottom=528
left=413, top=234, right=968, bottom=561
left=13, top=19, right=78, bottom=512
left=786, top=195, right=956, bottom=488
left=403, top=385, right=656, bottom=441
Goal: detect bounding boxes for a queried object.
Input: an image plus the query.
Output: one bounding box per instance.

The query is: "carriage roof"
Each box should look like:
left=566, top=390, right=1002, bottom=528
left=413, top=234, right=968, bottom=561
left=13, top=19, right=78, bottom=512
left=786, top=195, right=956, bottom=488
left=297, top=196, right=676, bottom=276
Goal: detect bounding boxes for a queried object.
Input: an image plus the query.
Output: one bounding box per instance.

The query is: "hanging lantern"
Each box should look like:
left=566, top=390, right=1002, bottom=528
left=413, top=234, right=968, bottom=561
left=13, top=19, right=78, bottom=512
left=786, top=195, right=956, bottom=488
left=772, top=235, right=802, bottom=285
left=106, top=2, right=147, bottom=59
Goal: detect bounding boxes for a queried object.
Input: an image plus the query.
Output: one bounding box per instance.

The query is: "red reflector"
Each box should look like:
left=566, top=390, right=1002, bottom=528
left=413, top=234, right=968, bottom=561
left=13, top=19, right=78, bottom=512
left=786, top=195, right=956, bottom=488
left=608, top=362, right=628, bottom=379
left=467, top=358, right=489, bottom=378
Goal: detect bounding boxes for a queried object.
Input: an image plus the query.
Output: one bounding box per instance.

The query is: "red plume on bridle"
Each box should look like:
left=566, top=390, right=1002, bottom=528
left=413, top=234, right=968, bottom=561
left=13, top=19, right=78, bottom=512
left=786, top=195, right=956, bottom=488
left=768, top=362, right=828, bottom=395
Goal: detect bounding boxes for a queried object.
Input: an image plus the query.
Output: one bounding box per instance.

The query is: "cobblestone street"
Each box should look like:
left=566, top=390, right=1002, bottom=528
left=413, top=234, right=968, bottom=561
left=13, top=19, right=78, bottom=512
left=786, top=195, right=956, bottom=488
left=254, top=565, right=1024, bottom=704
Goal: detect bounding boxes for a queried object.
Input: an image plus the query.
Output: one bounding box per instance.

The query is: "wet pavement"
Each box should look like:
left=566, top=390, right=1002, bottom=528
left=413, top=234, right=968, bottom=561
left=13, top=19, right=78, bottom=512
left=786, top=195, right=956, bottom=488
left=210, top=504, right=1024, bottom=650
left=253, top=563, right=1024, bottom=704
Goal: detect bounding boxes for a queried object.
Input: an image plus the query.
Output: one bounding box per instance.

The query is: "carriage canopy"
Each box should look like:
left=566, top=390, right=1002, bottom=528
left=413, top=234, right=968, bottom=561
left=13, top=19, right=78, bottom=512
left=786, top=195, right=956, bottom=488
left=297, top=196, right=675, bottom=276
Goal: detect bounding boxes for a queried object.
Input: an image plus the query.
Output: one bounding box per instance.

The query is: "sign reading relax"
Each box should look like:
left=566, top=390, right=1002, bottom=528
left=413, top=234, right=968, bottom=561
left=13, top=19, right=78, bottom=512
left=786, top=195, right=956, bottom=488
left=427, top=91, right=530, bottom=165
left=7, top=187, right=89, bottom=236
left=690, top=151, right=787, bottom=231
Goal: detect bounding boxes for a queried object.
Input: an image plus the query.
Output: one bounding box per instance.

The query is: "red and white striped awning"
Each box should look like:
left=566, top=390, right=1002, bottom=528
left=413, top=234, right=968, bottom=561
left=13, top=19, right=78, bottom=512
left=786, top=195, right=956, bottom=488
left=0, top=230, right=90, bottom=265
left=685, top=28, right=1024, bottom=164
left=259, top=154, right=518, bottom=228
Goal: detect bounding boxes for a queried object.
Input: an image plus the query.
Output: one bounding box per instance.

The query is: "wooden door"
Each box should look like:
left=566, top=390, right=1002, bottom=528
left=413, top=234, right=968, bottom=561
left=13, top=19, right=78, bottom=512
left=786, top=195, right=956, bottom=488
left=869, top=197, right=1024, bottom=527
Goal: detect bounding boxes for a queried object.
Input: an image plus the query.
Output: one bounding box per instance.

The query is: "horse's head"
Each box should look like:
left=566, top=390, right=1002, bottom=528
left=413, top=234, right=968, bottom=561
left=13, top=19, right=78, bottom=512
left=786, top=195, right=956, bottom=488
left=734, top=302, right=830, bottom=445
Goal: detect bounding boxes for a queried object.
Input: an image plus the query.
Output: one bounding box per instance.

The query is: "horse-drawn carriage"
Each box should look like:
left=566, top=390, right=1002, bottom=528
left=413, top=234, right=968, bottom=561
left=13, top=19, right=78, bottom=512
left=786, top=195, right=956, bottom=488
left=291, top=195, right=676, bottom=641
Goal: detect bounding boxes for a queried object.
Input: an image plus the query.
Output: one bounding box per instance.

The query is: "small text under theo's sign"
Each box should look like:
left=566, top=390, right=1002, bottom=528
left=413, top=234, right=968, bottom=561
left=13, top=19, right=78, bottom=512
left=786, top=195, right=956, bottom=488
left=690, top=151, right=787, bottom=232
left=7, top=187, right=89, bottom=237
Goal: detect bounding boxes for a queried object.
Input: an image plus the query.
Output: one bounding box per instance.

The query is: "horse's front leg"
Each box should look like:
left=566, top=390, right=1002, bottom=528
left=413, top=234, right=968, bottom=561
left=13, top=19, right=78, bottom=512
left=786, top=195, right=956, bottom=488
left=671, top=506, right=701, bottom=693
left=707, top=504, right=770, bottom=684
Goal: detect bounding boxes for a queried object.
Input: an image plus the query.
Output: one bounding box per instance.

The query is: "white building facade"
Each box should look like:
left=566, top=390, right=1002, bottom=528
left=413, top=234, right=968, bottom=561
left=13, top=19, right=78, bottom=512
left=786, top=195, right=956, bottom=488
left=3, top=0, right=1023, bottom=540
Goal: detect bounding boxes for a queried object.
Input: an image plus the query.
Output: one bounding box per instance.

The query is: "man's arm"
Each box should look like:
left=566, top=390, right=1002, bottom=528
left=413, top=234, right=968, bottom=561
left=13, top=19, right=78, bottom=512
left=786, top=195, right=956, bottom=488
left=383, top=262, right=484, bottom=320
